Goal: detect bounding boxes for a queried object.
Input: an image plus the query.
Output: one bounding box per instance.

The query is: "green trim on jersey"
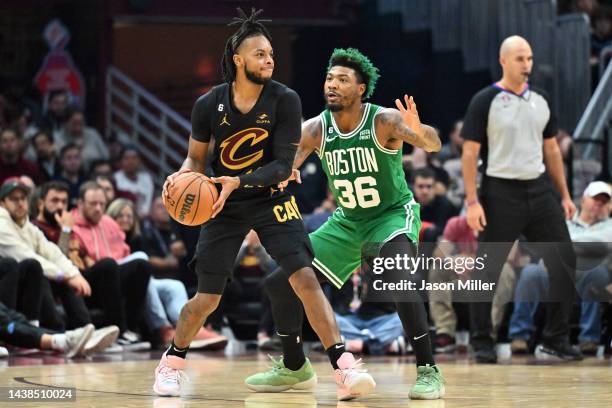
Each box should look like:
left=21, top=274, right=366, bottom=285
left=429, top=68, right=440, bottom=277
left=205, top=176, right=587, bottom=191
left=318, top=103, right=414, bottom=220
left=311, top=103, right=421, bottom=288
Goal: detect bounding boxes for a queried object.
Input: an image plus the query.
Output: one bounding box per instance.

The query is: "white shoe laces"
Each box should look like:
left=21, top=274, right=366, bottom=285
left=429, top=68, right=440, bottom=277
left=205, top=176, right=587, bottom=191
left=343, top=357, right=368, bottom=373
left=158, top=365, right=189, bottom=387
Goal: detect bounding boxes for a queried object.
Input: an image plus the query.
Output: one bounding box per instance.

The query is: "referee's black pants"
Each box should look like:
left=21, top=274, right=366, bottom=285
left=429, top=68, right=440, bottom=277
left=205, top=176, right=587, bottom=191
left=470, top=175, right=576, bottom=346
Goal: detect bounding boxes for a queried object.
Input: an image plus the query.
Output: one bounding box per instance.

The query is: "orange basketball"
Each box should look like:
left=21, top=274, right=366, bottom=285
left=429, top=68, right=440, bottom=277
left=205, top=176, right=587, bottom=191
left=163, top=172, right=219, bottom=226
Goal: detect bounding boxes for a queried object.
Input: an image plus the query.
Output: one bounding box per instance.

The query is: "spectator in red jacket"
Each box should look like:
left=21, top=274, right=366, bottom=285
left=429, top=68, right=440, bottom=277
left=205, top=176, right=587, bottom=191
left=71, top=181, right=151, bottom=350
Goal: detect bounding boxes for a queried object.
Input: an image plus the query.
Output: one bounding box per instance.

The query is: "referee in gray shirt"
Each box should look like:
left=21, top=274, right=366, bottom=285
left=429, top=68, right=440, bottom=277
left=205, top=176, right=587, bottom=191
left=462, top=36, right=581, bottom=363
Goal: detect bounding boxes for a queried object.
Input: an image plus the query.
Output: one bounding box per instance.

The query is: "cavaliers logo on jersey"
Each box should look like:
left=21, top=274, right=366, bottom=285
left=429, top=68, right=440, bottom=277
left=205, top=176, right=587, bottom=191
left=219, top=128, right=269, bottom=170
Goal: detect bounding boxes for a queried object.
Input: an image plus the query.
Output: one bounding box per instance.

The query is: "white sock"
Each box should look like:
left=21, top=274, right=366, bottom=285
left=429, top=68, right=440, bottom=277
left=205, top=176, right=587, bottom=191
left=28, top=320, right=39, bottom=327
left=51, top=334, right=67, bottom=351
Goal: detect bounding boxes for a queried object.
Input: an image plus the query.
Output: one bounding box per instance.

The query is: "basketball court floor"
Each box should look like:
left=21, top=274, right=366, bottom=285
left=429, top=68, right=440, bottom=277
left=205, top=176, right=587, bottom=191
left=2, top=346, right=611, bottom=407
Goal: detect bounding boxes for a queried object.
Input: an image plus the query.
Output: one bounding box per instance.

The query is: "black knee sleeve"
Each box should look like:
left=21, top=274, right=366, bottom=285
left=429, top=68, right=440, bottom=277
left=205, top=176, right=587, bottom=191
left=264, top=267, right=304, bottom=334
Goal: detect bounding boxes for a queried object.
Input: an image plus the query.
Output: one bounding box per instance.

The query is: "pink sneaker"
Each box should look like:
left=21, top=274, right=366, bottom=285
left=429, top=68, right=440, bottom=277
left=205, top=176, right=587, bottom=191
left=153, top=352, right=189, bottom=397
left=190, top=327, right=228, bottom=351
left=334, top=352, right=376, bottom=401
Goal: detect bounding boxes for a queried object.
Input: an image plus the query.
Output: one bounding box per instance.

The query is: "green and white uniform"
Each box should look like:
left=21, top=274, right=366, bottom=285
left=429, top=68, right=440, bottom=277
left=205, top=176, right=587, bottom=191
left=310, top=103, right=421, bottom=288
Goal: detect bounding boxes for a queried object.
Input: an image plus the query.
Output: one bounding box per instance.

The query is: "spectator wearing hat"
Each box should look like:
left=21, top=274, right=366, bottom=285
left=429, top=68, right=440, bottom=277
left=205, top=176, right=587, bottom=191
left=509, top=181, right=612, bottom=355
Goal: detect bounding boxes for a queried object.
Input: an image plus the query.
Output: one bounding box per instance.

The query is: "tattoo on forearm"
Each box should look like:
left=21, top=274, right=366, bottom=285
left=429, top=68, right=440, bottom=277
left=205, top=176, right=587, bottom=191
left=378, top=111, right=440, bottom=151
left=420, top=125, right=441, bottom=152
left=378, top=111, right=419, bottom=145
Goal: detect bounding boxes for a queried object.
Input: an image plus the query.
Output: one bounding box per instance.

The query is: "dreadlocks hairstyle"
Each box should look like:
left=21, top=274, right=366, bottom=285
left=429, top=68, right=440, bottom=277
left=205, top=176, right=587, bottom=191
left=327, top=48, right=380, bottom=100
left=221, top=8, right=272, bottom=83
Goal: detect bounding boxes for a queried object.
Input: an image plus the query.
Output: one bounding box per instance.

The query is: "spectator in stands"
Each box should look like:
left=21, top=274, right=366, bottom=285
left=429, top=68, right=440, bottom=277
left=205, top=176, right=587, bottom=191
left=16, top=106, right=39, bottom=142
left=0, top=257, right=46, bottom=326
left=413, top=167, right=458, bottom=241
left=32, top=130, right=60, bottom=180
left=140, top=197, right=188, bottom=276
left=0, top=128, right=44, bottom=185
left=592, top=6, right=612, bottom=60
left=54, top=143, right=86, bottom=208
left=94, top=175, right=116, bottom=207
left=39, top=90, right=70, bottom=133
left=31, top=181, right=131, bottom=344
left=55, top=108, right=109, bottom=168
left=89, top=159, right=114, bottom=179
left=72, top=182, right=152, bottom=350
left=113, top=146, right=154, bottom=217
left=438, top=120, right=464, bottom=163
left=509, top=181, right=612, bottom=355
left=0, top=178, right=89, bottom=331
left=0, top=302, right=118, bottom=358
left=335, top=270, right=406, bottom=356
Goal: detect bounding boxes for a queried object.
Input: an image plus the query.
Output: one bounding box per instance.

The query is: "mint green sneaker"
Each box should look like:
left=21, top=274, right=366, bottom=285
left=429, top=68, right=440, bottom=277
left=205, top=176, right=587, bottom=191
left=408, top=364, right=445, bottom=399
left=245, top=356, right=318, bottom=392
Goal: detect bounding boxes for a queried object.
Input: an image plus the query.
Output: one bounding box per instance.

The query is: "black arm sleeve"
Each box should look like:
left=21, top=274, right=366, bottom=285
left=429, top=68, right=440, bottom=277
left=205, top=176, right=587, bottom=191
left=461, top=87, right=496, bottom=144
left=190, top=91, right=216, bottom=143
left=238, top=90, right=302, bottom=187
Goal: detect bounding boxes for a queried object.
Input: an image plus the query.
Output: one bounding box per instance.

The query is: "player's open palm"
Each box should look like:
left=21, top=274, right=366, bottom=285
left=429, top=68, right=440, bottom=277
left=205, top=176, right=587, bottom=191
left=395, top=94, right=421, bottom=134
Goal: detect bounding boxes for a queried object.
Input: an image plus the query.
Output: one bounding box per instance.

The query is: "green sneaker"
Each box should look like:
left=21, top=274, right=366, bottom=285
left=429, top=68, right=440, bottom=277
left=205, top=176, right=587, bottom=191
left=245, top=356, right=318, bottom=392
left=408, top=364, right=445, bottom=399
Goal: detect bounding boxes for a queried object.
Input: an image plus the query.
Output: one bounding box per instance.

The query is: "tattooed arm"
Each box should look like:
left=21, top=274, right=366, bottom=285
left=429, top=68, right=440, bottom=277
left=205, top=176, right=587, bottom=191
left=374, top=96, right=441, bottom=152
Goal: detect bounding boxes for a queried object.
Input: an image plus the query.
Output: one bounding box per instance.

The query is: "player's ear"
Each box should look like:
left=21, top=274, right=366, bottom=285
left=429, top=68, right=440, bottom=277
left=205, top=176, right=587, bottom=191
left=358, top=83, right=366, bottom=98
left=233, top=54, right=243, bottom=68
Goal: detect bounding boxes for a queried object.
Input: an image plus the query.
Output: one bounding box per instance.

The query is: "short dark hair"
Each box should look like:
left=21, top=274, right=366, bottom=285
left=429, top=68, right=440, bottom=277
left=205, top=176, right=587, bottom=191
left=79, top=181, right=103, bottom=200
left=32, top=129, right=54, bottom=144
left=221, top=7, right=272, bottom=83
left=94, top=174, right=116, bottom=189
left=65, top=106, right=84, bottom=121
left=59, top=142, right=81, bottom=159
left=413, top=167, right=436, bottom=181
left=40, top=180, right=70, bottom=200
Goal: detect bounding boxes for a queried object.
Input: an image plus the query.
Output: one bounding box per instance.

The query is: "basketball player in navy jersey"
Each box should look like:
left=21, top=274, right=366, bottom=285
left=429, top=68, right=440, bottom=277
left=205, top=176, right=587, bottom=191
left=153, top=9, right=375, bottom=401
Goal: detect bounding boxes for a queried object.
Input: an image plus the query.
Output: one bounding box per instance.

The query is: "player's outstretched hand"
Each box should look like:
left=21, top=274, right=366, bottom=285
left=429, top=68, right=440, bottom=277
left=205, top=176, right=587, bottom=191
left=395, top=94, right=421, bottom=134
left=162, top=168, right=193, bottom=202
left=210, top=176, right=240, bottom=218
left=278, top=169, right=301, bottom=191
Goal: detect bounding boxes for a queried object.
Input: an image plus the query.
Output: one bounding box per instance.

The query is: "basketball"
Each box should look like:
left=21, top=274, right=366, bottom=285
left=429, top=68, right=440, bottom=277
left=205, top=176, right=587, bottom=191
left=163, top=172, right=218, bottom=226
